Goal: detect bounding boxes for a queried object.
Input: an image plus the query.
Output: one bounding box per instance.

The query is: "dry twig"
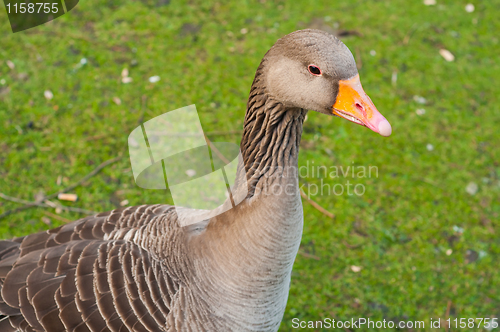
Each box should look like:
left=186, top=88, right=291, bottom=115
left=299, top=189, right=335, bottom=219
left=0, top=193, right=95, bottom=216
left=42, top=210, right=72, bottom=223
left=0, top=156, right=122, bottom=219
left=298, top=250, right=320, bottom=260
left=445, top=300, right=452, bottom=332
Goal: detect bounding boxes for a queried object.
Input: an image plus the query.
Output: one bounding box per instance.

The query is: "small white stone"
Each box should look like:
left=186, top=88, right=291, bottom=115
left=426, top=143, right=434, bottom=151
left=416, top=108, right=426, bottom=115
left=112, top=97, right=122, bottom=105
left=440, top=49, right=455, bottom=62
left=240, top=28, right=248, bottom=34
left=186, top=169, right=196, bottom=177
left=122, top=77, right=133, bottom=84
left=149, top=75, right=160, bottom=83
left=391, top=71, right=397, bottom=85
left=121, top=68, right=129, bottom=78
left=413, top=95, right=427, bottom=104
left=6, top=60, right=15, bottom=69
left=466, top=182, right=478, bottom=195
left=369, top=50, right=376, bottom=56
left=120, top=199, right=129, bottom=206
left=446, top=249, right=453, bottom=256
left=465, top=3, right=475, bottom=12
left=80, top=58, right=88, bottom=65
left=424, top=0, right=436, bottom=5
left=44, top=90, right=54, bottom=100
left=351, top=265, right=362, bottom=273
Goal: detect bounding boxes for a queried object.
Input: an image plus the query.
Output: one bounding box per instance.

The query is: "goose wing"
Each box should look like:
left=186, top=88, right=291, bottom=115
left=0, top=204, right=184, bottom=332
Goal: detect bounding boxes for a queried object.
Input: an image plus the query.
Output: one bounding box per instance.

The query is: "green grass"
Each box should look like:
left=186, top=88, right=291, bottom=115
left=0, top=0, right=499, bottom=331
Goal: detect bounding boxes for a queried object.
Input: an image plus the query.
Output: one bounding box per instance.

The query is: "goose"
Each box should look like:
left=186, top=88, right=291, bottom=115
left=0, top=29, right=391, bottom=332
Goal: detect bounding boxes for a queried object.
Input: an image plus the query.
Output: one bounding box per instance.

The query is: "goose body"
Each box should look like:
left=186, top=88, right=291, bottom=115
left=0, top=29, right=390, bottom=332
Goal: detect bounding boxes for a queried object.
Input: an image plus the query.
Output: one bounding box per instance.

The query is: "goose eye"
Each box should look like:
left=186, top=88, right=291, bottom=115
left=308, top=65, right=322, bottom=76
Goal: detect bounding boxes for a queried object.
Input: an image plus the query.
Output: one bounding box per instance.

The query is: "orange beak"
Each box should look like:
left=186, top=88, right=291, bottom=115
left=333, top=74, right=392, bottom=137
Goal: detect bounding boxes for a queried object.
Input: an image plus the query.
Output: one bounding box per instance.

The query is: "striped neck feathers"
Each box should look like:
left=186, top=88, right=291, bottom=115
left=239, top=65, right=307, bottom=196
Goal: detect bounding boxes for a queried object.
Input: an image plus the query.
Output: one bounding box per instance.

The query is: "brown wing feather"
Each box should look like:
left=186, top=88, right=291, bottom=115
left=0, top=204, right=182, bottom=331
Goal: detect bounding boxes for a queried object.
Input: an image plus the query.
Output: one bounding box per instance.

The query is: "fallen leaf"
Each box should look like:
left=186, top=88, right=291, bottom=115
left=44, top=90, right=54, bottom=100
left=440, top=49, right=455, bottom=62
left=148, top=75, right=160, bottom=83
left=423, top=0, right=436, bottom=5
left=113, top=97, right=122, bottom=105
left=413, top=95, right=427, bottom=104
left=351, top=265, right=362, bottom=272
left=122, top=77, right=133, bottom=84
left=465, top=182, right=478, bottom=195
left=6, top=60, right=15, bottom=69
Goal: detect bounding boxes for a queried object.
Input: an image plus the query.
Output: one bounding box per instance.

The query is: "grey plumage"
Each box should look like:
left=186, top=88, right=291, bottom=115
left=0, top=29, right=361, bottom=331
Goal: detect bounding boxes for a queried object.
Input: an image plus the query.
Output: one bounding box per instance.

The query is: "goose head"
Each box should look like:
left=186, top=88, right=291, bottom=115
left=262, top=29, right=391, bottom=137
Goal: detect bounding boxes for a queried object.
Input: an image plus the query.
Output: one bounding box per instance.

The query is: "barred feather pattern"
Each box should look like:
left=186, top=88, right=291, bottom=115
left=241, top=58, right=308, bottom=195
left=0, top=58, right=307, bottom=332
left=0, top=205, right=186, bottom=332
